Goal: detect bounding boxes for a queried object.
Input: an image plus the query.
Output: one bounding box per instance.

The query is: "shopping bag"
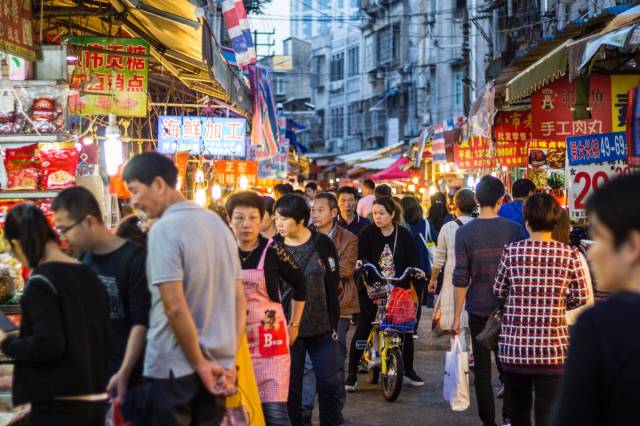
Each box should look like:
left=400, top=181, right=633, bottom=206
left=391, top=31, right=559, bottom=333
left=224, top=334, right=266, bottom=426
left=105, top=399, right=131, bottom=426
left=386, top=287, right=416, bottom=325
left=443, top=335, right=470, bottom=411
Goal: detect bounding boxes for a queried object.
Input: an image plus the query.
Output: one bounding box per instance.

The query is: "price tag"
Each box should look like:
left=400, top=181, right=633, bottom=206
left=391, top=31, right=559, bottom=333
left=566, top=160, right=631, bottom=220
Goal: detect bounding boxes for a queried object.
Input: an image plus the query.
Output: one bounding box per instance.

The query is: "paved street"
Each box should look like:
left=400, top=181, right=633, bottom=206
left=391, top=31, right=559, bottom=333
left=314, top=309, right=505, bottom=425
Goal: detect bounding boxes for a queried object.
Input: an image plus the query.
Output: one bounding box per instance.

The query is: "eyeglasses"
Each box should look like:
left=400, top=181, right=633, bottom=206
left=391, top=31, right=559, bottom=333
left=54, top=217, right=86, bottom=235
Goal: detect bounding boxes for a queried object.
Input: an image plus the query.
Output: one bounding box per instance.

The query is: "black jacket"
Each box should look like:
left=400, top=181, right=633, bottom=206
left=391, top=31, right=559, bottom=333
left=275, top=230, right=340, bottom=331
left=1, top=262, right=110, bottom=405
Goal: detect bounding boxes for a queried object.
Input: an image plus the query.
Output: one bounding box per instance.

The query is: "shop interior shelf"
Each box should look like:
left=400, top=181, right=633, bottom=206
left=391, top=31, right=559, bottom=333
left=0, top=134, right=70, bottom=144
left=0, top=191, right=60, bottom=200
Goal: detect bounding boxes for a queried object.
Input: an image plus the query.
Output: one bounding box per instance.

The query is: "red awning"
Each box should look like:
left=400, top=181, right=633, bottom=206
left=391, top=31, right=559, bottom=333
left=370, top=157, right=411, bottom=181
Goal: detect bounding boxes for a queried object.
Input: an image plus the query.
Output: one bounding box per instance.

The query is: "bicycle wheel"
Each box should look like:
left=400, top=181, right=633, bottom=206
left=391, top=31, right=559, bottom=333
left=381, top=347, right=404, bottom=402
left=369, top=366, right=380, bottom=384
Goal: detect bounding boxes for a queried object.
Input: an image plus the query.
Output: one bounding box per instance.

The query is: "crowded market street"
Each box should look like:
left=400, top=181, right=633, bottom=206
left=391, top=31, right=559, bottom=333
left=1, top=1, right=640, bottom=426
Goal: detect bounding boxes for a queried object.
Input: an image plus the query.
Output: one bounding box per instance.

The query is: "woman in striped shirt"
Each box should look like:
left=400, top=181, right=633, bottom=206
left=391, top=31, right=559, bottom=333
left=493, top=193, right=590, bottom=426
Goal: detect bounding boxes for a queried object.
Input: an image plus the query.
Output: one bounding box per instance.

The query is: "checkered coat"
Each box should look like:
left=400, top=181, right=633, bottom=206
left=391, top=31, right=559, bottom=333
left=493, top=240, right=590, bottom=373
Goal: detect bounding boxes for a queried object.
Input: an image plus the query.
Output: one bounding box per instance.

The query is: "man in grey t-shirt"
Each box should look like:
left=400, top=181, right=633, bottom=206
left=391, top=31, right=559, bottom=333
left=124, top=153, right=245, bottom=426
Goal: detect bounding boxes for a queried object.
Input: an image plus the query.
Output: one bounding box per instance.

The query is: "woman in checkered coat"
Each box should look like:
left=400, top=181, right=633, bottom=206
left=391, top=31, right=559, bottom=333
left=493, top=193, right=590, bottom=426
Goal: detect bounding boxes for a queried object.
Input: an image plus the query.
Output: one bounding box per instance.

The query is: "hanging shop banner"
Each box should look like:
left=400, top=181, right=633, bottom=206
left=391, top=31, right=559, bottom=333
left=214, top=160, right=258, bottom=187
left=68, top=36, right=149, bottom=117
left=532, top=75, right=612, bottom=140
left=494, top=110, right=532, bottom=143
left=628, top=86, right=640, bottom=167
left=432, top=123, right=447, bottom=163
left=157, top=116, right=247, bottom=158
left=0, top=1, right=36, bottom=61
left=526, top=139, right=567, bottom=190
left=454, top=136, right=527, bottom=170
left=566, top=132, right=627, bottom=166
left=611, top=75, right=640, bottom=132
left=258, top=139, right=289, bottom=180
left=566, top=161, right=631, bottom=220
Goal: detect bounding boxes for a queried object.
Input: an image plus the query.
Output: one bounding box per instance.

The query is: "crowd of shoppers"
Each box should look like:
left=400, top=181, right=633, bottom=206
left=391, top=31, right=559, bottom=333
left=1, top=149, right=637, bottom=426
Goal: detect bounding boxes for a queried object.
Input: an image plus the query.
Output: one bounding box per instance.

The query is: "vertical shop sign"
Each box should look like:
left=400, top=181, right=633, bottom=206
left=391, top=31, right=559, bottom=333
left=611, top=75, right=640, bottom=132
left=432, top=123, right=447, bottom=163
left=258, top=139, right=289, bottom=180
left=531, top=76, right=612, bottom=140
left=0, top=1, right=36, bottom=61
left=214, top=160, right=258, bottom=187
left=69, top=36, right=149, bottom=117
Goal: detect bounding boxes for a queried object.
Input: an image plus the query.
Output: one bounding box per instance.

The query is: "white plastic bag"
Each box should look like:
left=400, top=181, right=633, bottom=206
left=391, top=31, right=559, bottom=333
left=443, top=334, right=470, bottom=411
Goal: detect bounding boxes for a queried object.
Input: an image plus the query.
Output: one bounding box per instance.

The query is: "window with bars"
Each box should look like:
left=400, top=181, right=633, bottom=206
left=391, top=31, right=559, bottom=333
left=348, top=102, right=362, bottom=135
left=331, top=107, right=344, bottom=138
left=376, top=24, right=401, bottom=65
left=347, top=46, right=359, bottom=77
left=330, top=52, right=344, bottom=81
left=365, top=34, right=375, bottom=71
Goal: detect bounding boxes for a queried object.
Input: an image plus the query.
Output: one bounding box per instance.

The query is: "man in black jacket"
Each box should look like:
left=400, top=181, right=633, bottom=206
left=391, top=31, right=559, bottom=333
left=553, top=173, right=640, bottom=426
left=274, top=194, right=341, bottom=426
left=53, top=186, right=150, bottom=425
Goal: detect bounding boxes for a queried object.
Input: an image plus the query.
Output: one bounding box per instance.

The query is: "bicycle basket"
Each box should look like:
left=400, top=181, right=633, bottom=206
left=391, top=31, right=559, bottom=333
left=381, top=287, right=417, bottom=332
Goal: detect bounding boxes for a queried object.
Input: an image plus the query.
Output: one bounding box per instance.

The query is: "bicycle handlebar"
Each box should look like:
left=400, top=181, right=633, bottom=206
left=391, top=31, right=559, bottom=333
left=358, top=263, right=425, bottom=282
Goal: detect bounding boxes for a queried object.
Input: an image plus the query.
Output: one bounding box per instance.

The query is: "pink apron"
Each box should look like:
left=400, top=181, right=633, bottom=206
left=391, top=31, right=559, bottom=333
left=242, top=239, right=291, bottom=403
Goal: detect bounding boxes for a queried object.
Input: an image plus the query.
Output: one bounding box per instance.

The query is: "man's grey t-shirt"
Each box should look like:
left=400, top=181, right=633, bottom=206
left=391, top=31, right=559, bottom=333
left=145, top=201, right=242, bottom=379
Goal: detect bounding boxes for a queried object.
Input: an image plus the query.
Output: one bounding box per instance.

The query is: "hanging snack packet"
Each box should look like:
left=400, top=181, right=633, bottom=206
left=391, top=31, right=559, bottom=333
left=39, top=143, right=79, bottom=190
left=4, top=144, right=39, bottom=190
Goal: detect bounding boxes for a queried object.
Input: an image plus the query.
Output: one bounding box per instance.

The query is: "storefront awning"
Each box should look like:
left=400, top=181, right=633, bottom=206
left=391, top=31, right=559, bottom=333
left=45, top=0, right=251, bottom=116
left=505, top=41, right=570, bottom=103
left=370, top=157, right=411, bottom=181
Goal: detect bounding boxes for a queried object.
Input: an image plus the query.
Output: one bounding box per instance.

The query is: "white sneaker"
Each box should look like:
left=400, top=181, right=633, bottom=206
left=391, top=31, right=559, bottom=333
left=404, top=371, right=425, bottom=387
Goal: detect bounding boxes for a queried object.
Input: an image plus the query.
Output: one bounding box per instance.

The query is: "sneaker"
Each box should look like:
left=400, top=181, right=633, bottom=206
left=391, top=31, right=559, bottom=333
left=302, top=410, right=313, bottom=426
left=412, top=333, right=418, bottom=340
left=502, top=417, right=512, bottom=426
left=404, top=371, right=425, bottom=387
left=358, top=360, right=368, bottom=374
left=345, top=381, right=359, bottom=393
left=337, top=412, right=345, bottom=424
left=497, top=385, right=505, bottom=399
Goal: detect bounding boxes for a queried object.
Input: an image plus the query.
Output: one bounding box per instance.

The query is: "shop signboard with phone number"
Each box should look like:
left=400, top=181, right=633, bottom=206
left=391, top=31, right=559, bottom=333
left=566, top=161, right=631, bottom=220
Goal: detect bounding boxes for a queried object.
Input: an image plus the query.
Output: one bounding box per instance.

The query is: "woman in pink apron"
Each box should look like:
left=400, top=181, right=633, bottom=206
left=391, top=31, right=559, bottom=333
left=226, top=192, right=307, bottom=426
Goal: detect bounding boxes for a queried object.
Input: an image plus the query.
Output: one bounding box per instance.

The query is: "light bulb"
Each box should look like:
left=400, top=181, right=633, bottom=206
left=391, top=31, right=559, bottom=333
left=408, top=184, right=416, bottom=192
left=211, top=185, right=222, bottom=200
left=82, top=136, right=93, bottom=145
left=104, top=114, right=123, bottom=176
left=195, top=188, right=206, bottom=207
left=411, top=177, right=419, bottom=185
left=419, top=187, right=426, bottom=194
left=429, top=185, right=437, bottom=196
left=239, top=176, right=249, bottom=190
left=267, top=187, right=273, bottom=194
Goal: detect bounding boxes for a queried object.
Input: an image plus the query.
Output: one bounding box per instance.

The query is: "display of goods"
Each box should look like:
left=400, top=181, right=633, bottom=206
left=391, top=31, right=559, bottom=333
left=548, top=172, right=566, bottom=189
left=0, top=91, right=24, bottom=135
left=39, top=143, right=79, bottom=190
left=29, top=96, right=64, bottom=133
left=4, top=144, right=38, bottom=190
left=6, top=84, right=69, bottom=135
left=527, top=167, right=548, bottom=189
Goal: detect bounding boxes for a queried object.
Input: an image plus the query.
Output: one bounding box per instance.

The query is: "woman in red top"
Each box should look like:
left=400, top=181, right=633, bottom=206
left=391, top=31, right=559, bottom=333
left=493, top=193, right=590, bottom=426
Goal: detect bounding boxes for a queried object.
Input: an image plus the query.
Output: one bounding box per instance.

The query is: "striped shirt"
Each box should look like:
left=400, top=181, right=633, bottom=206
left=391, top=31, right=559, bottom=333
left=494, top=240, right=590, bottom=374
left=452, top=217, right=526, bottom=317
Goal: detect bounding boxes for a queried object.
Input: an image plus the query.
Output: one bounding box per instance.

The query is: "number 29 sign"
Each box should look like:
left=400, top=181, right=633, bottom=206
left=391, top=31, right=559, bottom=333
left=566, top=161, right=631, bottom=220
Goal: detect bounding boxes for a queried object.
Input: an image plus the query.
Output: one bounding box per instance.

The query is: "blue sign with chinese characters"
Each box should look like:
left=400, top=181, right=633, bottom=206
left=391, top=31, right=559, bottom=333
left=566, top=132, right=627, bottom=166
left=157, top=116, right=247, bottom=158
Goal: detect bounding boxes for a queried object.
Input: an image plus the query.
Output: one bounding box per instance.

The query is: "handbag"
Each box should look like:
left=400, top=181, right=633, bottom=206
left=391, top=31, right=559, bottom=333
left=475, top=306, right=503, bottom=350
left=419, top=220, right=436, bottom=264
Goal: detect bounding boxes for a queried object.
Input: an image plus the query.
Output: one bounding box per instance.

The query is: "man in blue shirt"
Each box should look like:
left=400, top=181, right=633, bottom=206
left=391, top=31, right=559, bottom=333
left=499, top=178, right=536, bottom=237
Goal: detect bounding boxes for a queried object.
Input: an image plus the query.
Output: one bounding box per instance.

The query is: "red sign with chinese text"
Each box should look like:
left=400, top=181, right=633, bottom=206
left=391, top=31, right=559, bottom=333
left=214, top=160, right=258, bottom=187
left=0, top=1, right=36, bottom=61
left=454, top=136, right=528, bottom=170
left=531, top=75, right=612, bottom=140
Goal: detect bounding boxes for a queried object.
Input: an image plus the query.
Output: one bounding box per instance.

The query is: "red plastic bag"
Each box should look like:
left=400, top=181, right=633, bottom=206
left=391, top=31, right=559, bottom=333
left=386, top=287, right=416, bottom=325
left=106, top=399, right=132, bottom=426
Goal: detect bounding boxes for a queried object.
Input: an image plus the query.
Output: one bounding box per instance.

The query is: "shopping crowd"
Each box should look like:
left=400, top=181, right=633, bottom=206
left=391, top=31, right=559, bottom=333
left=0, top=151, right=639, bottom=426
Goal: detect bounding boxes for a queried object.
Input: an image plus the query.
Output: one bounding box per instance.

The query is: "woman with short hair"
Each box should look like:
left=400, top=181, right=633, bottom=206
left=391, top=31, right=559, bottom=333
left=0, top=203, right=110, bottom=425
left=494, top=193, right=590, bottom=426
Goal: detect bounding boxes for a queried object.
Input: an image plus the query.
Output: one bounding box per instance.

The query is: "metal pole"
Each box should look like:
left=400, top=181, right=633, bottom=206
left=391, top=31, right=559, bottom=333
left=462, top=2, right=471, bottom=116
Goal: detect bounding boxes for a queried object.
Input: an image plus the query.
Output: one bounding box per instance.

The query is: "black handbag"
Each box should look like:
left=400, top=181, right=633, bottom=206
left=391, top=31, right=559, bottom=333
left=476, top=306, right=503, bottom=350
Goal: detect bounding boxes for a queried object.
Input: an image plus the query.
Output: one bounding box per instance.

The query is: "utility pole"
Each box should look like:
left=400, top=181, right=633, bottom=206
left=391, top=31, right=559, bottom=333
left=462, top=2, right=471, bottom=116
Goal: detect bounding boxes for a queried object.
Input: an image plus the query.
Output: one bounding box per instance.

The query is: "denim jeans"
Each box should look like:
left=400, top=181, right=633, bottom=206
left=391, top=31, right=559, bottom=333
left=288, top=331, right=341, bottom=426
left=302, top=319, right=350, bottom=412
left=262, top=402, right=292, bottom=426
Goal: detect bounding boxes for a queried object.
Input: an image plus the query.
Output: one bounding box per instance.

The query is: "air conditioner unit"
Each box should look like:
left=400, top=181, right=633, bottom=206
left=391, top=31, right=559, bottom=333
left=329, top=80, right=344, bottom=92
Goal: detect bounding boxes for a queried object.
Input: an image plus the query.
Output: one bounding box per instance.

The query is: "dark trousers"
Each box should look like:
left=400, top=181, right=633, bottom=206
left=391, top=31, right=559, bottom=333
left=143, top=372, right=226, bottom=426
left=504, top=373, right=561, bottom=426
left=288, top=331, right=340, bottom=426
left=30, top=400, right=107, bottom=426
left=348, top=288, right=417, bottom=379
left=262, top=402, right=292, bottom=426
left=469, top=313, right=510, bottom=426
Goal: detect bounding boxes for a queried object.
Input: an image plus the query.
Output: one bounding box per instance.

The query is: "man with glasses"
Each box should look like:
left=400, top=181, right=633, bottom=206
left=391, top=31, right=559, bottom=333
left=52, top=187, right=150, bottom=425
